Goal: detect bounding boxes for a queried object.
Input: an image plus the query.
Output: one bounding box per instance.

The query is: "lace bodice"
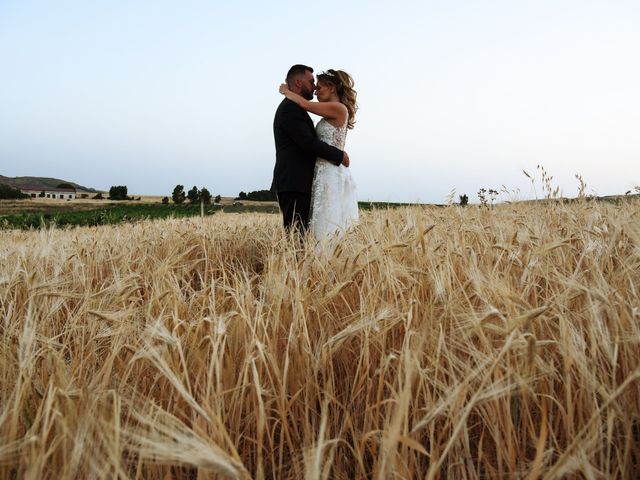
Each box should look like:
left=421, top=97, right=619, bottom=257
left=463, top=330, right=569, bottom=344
left=316, top=118, right=347, bottom=150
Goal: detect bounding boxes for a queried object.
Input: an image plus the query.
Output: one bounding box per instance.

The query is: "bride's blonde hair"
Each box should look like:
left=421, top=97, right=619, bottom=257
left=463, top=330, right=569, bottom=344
left=317, top=69, right=358, bottom=129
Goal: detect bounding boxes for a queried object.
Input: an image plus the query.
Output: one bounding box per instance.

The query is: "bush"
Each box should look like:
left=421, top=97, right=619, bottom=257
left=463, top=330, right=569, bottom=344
left=187, top=186, right=200, bottom=204
left=162, top=197, right=169, bottom=205
left=200, top=188, right=212, bottom=204
left=236, top=189, right=277, bottom=201
left=108, top=186, right=128, bottom=201
left=93, top=193, right=104, bottom=200
left=172, top=185, right=185, bottom=204
left=0, top=184, right=29, bottom=199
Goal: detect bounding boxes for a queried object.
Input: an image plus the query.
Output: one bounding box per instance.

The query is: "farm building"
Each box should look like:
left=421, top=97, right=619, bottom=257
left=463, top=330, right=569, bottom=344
left=20, top=186, right=76, bottom=200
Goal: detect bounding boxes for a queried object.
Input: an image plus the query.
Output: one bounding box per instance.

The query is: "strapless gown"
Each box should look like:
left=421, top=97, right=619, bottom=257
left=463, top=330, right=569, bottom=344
left=309, top=119, right=359, bottom=241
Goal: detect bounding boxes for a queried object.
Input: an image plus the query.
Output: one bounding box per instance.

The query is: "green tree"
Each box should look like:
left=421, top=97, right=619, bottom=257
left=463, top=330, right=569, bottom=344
left=0, top=184, right=28, bottom=199
left=245, top=189, right=277, bottom=201
left=108, top=185, right=128, bottom=200
left=214, top=194, right=221, bottom=204
left=200, top=187, right=212, bottom=204
left=172, top=185, right=186, bottom=204
left=161, top=196, right=169, bottom=204
left=187, top=186, right=200, bottom=204
left=237, top=191, right=248, bottom=200
left=459, top=194, right=469, bottom=206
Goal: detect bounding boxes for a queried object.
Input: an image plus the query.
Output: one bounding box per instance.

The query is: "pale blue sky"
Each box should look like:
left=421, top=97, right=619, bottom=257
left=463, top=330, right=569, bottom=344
left=1, top=0, right=638, bottom=202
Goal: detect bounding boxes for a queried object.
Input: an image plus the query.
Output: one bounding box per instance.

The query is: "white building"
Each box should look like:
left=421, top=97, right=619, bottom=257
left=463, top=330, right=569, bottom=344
left=20, top=186, right=76, bottom=200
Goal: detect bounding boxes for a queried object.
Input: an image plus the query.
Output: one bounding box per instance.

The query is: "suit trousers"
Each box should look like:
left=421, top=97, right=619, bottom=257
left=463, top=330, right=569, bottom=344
left=277, top=191, right=311, bottom=234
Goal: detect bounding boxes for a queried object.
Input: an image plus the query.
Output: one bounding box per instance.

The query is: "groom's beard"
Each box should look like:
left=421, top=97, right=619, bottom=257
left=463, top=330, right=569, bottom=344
left=300, top=86, right=314, bottom=101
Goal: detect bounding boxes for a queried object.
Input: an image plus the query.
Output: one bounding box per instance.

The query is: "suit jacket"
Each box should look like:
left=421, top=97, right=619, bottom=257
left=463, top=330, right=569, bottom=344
left=271, top=98, right=343, bottom=194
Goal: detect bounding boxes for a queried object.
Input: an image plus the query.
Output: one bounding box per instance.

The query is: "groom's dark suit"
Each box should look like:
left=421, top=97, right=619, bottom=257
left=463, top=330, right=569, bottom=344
left=272, top=98, right=343, bottom=231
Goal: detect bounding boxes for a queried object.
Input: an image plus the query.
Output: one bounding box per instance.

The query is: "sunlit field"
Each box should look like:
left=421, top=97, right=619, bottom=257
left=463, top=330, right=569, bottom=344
left=1, top=200, right=639, bottom=479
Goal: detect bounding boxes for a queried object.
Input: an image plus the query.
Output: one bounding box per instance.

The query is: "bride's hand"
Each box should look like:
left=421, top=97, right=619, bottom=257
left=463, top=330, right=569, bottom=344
left=279, top=83, right=289, bottom=95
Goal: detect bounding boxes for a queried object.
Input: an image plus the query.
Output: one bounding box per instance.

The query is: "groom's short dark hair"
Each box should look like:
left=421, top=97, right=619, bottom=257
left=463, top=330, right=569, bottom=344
left=286, top=64, right=313, bottom=85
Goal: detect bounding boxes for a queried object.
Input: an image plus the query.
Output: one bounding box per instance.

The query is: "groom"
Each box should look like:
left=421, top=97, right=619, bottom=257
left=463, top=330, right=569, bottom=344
left=271, top=64, right=349, bottom=233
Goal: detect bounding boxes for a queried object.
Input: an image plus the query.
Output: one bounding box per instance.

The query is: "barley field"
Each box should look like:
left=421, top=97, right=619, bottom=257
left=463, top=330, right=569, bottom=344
left=1, top=201, right=639, bottom=479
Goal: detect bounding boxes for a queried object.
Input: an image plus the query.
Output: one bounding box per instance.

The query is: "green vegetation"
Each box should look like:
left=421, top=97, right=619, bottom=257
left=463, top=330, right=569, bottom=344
left=0, top=184, right=29, bottom=200
left=0, top=202, right=283, bottom=230
left=0, top=203, right=223, bottom=230
left=237, top=189, right=278, bottom=201
left=0, top=198, right=421, bottom=230
left=172, top=184, right=216, bottom=204
left=199, top=187, right=212, bottom=204
left=172, top=185, right=186, bottom=204
left=187, top=186, right=199, bottom=203
left=108, top=185, right=129, bottom=200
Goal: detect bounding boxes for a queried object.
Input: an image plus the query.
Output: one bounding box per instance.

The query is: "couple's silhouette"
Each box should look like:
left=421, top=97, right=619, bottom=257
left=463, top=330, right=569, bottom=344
left=271, top=64, right=359, bottom=242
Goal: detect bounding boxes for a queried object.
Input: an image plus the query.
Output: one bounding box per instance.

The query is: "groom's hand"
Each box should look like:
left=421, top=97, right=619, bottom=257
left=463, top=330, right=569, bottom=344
left=341, top=152, right=350, bottom=167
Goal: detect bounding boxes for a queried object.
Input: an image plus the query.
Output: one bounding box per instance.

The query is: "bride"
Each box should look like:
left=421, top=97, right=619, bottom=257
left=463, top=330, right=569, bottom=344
left=279, top=69, right=359, bottom=242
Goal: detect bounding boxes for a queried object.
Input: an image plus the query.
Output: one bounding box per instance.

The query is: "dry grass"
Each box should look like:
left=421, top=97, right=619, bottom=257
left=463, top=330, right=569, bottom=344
left=1, top=200, right=639, bottom=479
left=0, top=198, right=113, bottom=215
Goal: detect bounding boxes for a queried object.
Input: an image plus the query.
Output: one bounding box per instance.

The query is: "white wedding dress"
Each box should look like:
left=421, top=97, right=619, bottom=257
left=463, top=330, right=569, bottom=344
left=309, top=118, right=359, bottom=241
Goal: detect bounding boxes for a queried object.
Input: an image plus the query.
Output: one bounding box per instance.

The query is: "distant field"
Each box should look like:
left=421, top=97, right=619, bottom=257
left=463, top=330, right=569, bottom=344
left=0, top=201, right=281, bottom=229
left=0, top=196, right=260, bottom=215
left=1, top=199, right=638, bottom=478
left=0, top=198, right=119, bottom=215
left=0, top=198, right=418, bottom=229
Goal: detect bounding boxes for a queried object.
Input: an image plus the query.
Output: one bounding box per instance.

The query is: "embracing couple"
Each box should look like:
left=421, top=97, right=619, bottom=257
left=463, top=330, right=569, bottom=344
left=271, top=64, right=359, bottom=242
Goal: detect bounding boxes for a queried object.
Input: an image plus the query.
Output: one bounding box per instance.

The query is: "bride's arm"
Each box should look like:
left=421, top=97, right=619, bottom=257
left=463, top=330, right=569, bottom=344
left=279, top=83, right=347, bottom=120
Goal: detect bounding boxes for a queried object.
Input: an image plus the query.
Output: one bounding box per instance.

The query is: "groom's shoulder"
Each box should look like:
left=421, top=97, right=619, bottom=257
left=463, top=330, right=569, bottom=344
left=276, top=98, right=304, bottom=117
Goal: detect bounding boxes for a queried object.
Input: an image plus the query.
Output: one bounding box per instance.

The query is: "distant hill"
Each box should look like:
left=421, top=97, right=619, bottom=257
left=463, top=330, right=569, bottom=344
left=0, top=175, right=102, bottom=193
